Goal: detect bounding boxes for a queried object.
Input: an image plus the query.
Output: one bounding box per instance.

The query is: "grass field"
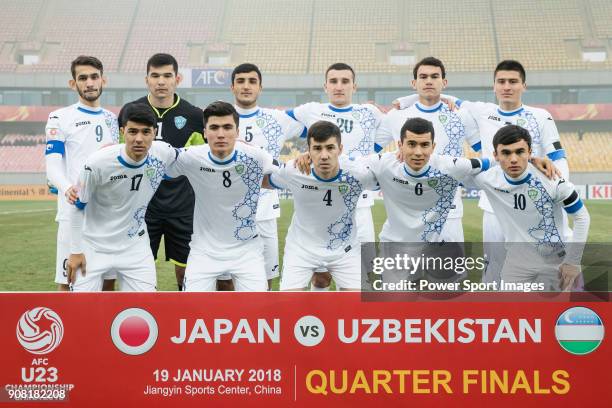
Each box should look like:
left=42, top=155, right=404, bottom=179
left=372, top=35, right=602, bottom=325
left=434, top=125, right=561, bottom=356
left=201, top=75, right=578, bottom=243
left=0, top=199, right=610, bottom=291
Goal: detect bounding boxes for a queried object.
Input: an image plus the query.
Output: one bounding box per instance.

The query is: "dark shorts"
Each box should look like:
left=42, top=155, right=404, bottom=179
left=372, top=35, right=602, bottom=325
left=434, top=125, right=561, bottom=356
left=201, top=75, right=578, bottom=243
left=145, top=213, right=192, bottom=266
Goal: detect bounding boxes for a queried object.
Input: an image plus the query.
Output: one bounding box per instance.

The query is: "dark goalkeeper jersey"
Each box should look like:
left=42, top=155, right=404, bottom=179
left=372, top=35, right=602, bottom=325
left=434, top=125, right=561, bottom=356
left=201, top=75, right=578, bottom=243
left=119, top=94, right=204, bottom=217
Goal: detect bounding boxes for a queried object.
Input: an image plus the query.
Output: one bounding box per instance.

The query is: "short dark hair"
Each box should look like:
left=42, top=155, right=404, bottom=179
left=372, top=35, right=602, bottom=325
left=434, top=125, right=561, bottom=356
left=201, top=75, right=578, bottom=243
left=400, top=117, right=435, bottom=142
left=307, top=121, right=342, bottom=147
left=147, top=53, right=178, bottom=74
left=413, top=56, right=446, bottom=79
left=494, top=59, right=526, bottom=83
left=203, top=101, right=239, bottom=128
left=493, top=125, right=532, bottom=151
left=232, top=63, right=262, bottom=84
left=121, top=104, right=157, bottom=129
left=70, top=55, right=103, bottom=79
left=325, top=62, right=355, bottom=81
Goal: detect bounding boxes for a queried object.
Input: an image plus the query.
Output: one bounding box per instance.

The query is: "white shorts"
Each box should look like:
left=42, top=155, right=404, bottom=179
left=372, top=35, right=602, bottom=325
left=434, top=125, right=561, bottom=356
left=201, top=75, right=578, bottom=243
left=56, top=221, right=116, bottom=285
left=501, top=247, right=560, bottom=291
left=482, top=211, right=506, bottom=284
left=71, top=238, right=156, bottom=292
left=184, top=245, right=267, bottom=292
left=439, top=217, right=464, bottom=242
left=281, top=244, right=362, bottom=290
left=257, top=218, right=280, bottom=280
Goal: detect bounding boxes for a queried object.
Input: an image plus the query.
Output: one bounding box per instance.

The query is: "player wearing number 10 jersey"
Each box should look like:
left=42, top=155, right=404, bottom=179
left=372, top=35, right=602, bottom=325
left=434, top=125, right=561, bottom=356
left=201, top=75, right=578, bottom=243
left=166, top=102, right=277, bottom=292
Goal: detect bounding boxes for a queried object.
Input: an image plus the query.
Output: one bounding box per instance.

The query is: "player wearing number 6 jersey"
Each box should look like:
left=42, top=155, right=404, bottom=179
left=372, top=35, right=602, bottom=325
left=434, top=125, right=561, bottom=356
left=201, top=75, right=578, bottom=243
left=67, top=104, right=179, bottom=291
left=264, top=121, right=378, bottom=290
left=45, top=56, right=119, bottom=291
left=166, top=102, right=278, bottom=292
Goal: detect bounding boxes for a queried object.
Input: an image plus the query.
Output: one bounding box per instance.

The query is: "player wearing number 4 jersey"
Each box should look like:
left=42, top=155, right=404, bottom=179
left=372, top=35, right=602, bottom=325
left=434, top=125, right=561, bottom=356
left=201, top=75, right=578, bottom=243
left=264, top=121, right=378, bottom=290
left=45, top=56, right=119, bottom=291
left=166, top=102, right=277, bottom=292
left=67, top=104, right=179, bottom=291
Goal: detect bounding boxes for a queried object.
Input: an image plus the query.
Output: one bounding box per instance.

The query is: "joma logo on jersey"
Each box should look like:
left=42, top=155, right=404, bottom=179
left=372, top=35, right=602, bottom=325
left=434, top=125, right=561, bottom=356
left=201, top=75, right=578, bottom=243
left=392, top=177, right=409, bottom=185
left=75, top=121, right=91, bottom=127
left=235, top=164, right=245, bottom=175
left=321, top=113, right=335, bottom=119
left=528, top=188, right=539, bottom=200
left=301, top=184, right=319, bottom=190
left=200, top=167, right=215, bottom=172
left=487, top=116, right=501, bottom=122
left=494, top=187, right=510, bottom=193
left=110, top=174, right=127, bottom=181
left=338, top=184, right=349, bottom=195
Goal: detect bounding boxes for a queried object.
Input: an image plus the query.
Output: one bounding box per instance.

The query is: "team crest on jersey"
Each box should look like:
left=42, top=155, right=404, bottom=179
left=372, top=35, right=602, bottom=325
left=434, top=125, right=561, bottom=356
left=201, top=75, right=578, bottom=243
left=517, top=118, right=526, bottom=127
left=439, top=114, right=448, bottom=124
left=235, top=164, right=245, bottom=175
left=145, top=167, right=155, bottom=179
left=174, top=116, right=187, bottom=130
left=351, top=111, right=361, bottom=120
left=338, top=184, right=349, bottom=195
left=105, top=117, right=113, bottom=129
left=528, top=188, right=539, bottom=201
left=256, top=118, right=266, bottom=128
left=428, top=179, right=439, bottom=189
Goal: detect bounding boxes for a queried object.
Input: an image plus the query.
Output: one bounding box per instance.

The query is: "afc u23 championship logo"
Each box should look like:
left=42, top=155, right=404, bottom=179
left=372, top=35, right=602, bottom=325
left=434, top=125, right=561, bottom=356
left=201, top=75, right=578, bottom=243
left=16, top=307, right=64, bottom=355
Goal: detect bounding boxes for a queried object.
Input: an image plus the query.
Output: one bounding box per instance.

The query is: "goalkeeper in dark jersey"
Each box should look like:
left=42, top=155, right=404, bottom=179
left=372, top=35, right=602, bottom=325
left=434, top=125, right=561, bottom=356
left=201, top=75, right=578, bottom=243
left=119, top=53, right=204, bottom=291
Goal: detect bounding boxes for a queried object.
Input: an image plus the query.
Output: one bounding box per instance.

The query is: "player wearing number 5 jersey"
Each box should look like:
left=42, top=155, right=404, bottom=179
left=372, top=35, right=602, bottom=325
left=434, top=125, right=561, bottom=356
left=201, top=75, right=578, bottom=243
left=265, top=121, right=378, bottom=291
left=166, top=102, right=278, bottom=292
left=67, top=104, right=180, bottom=292
left=45, top=56, right=119, bottom=291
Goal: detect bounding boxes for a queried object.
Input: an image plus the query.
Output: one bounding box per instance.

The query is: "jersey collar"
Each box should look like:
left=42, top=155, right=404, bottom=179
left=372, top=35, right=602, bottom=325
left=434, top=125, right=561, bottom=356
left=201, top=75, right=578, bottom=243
left=504, top=170, right=531, bottom=185
left=147, top=94, right=181, bottom=118
left=328, top=104, right=353, bottom=113
left=208, top=150, right=237, bottom=165
left=415, top=101, right=443, bottom=113
left=118, top=146, right=149, bottom=168
left=403, top=163, right=431, bottom=178
left=77, top=102, right=103, bottom=115
left=497, top=106, right=524, bottom=116
left=312, top=168, right=343, bottom=182
left=235, top=105, right=260, bottom=118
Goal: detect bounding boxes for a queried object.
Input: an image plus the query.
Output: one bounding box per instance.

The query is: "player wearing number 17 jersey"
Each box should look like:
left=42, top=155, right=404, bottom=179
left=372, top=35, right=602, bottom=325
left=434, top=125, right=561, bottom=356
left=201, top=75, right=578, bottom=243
left=45, top=56, right=119, bottom=291
left=67, top=104, right=179, bottom=291
left=265, top=121, right=378, bottom=290
left=166, top=102, right=277, bottom=292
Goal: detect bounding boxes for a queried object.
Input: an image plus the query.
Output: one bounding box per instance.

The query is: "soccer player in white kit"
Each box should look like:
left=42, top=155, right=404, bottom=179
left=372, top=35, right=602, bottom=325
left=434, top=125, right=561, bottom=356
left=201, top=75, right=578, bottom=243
left=462, top=125, right=588, bottom=291
left=166, top=102, right=277, bottom=292
left=67, top=104, right=179, bottom=291
left=265, top=121, right=378, bottom=290
left=286, top=63, right=383, bottom=289
left=375, top=57, right=480, bottom=243
left=215, top=63, right=305, bottom=290
left=45, top=56, right=119, bottom=291
left=395, top=60, right=569, bottom=283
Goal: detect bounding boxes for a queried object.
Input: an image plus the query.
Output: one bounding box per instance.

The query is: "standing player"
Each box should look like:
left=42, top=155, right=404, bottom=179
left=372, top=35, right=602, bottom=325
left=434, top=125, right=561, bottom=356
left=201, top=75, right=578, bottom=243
left=45, top=55, right=119, bottom=291
left=286, top=63, right=383, bottom=289
left=375, top=57, right=480, bottom=242
left=395, top=60, right=569, bottom=283
left=119, top=53, right=204, bottom=291
left=217, top=63, right=305, bottom=290
left=265, top=121, right=378, bottom=290
left=166, top=102, right=277, bottom=291
left=67, top=104, right=179, bottom=291
left=462, top=125, right=588, bottom=291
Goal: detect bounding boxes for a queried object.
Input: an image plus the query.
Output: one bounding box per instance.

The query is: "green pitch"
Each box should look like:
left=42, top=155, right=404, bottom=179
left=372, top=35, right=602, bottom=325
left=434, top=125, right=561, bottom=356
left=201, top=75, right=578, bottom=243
left=0, top=199, right=610, bottom=291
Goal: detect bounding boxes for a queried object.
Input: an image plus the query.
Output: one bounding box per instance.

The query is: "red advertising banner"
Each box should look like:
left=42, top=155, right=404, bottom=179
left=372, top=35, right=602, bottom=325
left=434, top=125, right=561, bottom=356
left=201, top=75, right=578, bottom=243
left=0, top=293, right=609, bottom=407
left=1, top=104, right=612, bottom=122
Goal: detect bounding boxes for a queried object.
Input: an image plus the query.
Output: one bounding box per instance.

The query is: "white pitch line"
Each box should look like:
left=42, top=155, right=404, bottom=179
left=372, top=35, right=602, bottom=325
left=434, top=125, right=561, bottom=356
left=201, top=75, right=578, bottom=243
left=0, top=209, right=55, bottom=215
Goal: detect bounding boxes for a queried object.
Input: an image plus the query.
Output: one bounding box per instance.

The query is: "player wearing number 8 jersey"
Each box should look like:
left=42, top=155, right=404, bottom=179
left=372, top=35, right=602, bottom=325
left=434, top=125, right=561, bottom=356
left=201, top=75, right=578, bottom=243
left=166, top=102, right=278, bottom=292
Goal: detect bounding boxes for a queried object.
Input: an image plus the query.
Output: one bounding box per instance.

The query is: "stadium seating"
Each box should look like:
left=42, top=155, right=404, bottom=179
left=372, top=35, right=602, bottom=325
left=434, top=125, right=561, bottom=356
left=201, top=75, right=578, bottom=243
left=560, top=132, right=612, bottom=172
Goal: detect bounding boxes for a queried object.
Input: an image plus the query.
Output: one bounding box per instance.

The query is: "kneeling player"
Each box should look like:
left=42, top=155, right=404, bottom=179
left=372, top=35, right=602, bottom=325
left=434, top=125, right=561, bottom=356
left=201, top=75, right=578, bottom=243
left=67, top=104, right=179, bottom=291
left=166, top=101, right=277, bottom=291
left=265, top=121, right=378, bottom=290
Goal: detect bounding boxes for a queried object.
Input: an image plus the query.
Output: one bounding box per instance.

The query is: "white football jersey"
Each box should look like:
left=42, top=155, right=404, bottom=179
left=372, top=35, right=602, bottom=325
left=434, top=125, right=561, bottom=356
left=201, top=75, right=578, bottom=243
left=235, top=105, right=305, bottom=221
left=459, top=101, right=565, bottom=212
left=166, top=143, right=276, bottom=259
left=365, top=153, right=488, bottom=242
left=45, top=102, right=119, bottom=221
left=375, top=101, right=480, bottom=218
left=76, top=141, right=178, bottom=252
left=269, top=158, right=378, bottom=260
left=286, top=102, right=383, bottom=207
left=468, top=164, right=582, bottom=248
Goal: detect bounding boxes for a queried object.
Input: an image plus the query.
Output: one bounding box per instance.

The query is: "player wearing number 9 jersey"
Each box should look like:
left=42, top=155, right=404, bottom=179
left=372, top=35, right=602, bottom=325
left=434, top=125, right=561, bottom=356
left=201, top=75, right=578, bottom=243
left=67, top=104, right=179, bottom=292
left=166, top=102, right=278, bottom=292
left=265, top=121, right=378, bottom=291
left=45, top=56, right=119, bottom=291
